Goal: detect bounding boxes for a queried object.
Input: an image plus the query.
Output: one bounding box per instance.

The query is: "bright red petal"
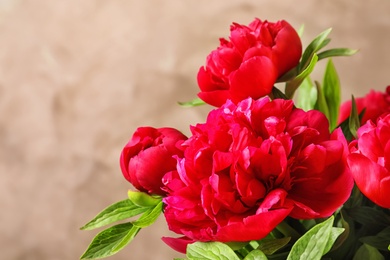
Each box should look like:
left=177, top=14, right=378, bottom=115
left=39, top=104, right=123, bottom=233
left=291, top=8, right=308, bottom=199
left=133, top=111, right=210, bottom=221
left=161, top=236, right=194, bottom=254
left=229, top=56, right=277, bottom=102
left=348, top=153, right=390, bottom=208
left=215, top=207, right=292, bottom=242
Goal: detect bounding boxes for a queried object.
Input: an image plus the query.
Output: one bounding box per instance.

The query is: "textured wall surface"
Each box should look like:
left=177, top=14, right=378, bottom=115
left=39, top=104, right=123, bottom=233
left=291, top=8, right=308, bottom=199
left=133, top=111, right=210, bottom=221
left=0, top=1, right=389, bottom=259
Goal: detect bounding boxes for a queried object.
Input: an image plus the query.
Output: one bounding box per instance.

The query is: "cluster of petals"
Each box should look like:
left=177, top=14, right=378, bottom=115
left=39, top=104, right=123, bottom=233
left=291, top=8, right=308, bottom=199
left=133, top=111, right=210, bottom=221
left=120, top=127, right=187, bottom=196
left=348, top=113, right=390, bottom=208
left=197, top=19, right=302, bottom=107
left=162, top=97, right=353, bottom=251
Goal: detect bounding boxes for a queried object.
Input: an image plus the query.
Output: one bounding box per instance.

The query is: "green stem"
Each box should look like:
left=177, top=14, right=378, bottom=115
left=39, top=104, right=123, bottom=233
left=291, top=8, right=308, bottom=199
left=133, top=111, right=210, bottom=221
left=276, top=220, right=301, bottom=242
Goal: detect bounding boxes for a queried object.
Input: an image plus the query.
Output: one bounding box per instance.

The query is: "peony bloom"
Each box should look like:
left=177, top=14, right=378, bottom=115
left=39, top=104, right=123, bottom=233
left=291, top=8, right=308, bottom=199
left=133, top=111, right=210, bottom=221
left=197, top=19, right=302, bottom=107
left=338, top=86, right=390, bottom=125
left=347, top=114, right=390, bottom=208
left=162, top=98, right=352, bottom=251
left=120, top=127, right=187, bottom=196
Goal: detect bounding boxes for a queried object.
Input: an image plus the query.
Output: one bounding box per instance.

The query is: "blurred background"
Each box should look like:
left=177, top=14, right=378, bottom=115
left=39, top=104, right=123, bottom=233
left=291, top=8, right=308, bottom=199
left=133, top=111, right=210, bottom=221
left=0, top=0, right=389, bottom=259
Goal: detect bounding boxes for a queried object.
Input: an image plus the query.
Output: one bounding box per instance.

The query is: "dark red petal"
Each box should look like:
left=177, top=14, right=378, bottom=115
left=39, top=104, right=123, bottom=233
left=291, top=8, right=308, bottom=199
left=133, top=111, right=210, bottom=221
left=321, top=140, right=344, bottom=166
left=288, top=161, right=352, bottom=218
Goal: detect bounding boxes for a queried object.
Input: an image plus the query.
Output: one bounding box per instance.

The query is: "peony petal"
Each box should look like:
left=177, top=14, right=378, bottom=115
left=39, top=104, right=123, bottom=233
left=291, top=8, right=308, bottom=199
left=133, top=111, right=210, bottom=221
left=288, top=160, right=352, bottom=219
left=385, top=140, right=390, bottom=170
left=297, top=144, right=327, bottom=174
left=287, top=199, right=319, bottom=218
left=129, top=147, right=176, bottom=195
left=348, top=153, right=390, bottom=208
left=271, top=20, right=302, bottom=76
left=235, top=168, right=266, bottom=207
left=159, top=128, right=188, bottom=153
left=215, top=46, right=242, bottom=74
left=230, top=25, right=256, bottom=56
left=198, top=89, right=231, bottom=107
left=229, top=56, right=277, bottom=102
left=197, top=66, right=227, bottom=92
left=378, top=176, right=390, bottom=208
left=320, top=140, right=344, bottom=166
left=357, top=129, right=382, bottom=162
left=242, top=46, right=273, bottom=62
left=264, top=116, right=286, bottom=137
left=213, top=151, right=233, bottom=172
left=215, top=207, right=292, bottom=242
left=161, top=236, right=194, bottom=254
left=287, top=109, right=330, bottom=143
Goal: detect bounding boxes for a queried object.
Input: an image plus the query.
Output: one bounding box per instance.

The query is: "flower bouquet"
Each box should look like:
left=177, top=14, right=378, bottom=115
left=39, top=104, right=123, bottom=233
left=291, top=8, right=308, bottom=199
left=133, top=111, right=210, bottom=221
left=80, top=18, right=390, bottom=260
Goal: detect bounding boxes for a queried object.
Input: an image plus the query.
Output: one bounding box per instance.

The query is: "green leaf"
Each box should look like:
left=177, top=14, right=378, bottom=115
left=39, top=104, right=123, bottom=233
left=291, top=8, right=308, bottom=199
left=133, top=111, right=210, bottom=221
left=225, top=241, right=248, bottom=250
left=300, top=219, right=317, bottom=231
left=133, top=201, right=163, bottom=228
left=353, top=244, right=385, bottom=260
left=257, top=237, right=291, bottom=255
left=295, top=76, right=317, bottom=111
left=285, top=53, right=318, bottom=98
left=314, top=81, right=330, bottom=120
left=266, top=252, right=289, bottom=260
left=317, top=38, right=331, bottom=51
left=80, top=199, right=149, bottom=230
left=323, top=227, right=345, bottom=254
left=178, top=97, right=206, bottom=107
left=297, top=24, right=304, bottom=38
left=80, top=222, right=140, bottom=259
left=322, top=59, right=341, bottom=130
left=317, top=48, right=358, bottom=60
left=331, top=211, right=350, bottom=251
left=347, top=206, right=390, bottom=228
left=277, top=67, right=299, bottom=82
left=344, top=184, right=363, bottom=208
left=127, top=190, right=161, bottom=207
left=325, top=210, right=358, bottom=260
left=271, top=87, right=289, bottom=100
left=243, top=249, right=268, bottom=260
left=360, top=226, right=390, bottom=251
left=287, top=216, right=343, bottom=260
left=338, top=108, right=365, bottom=142
left=348, top=96, right=360, bottom=139
left=299, top=28, right=332, bottom=71
left=187, top=242, right=240, bottom=260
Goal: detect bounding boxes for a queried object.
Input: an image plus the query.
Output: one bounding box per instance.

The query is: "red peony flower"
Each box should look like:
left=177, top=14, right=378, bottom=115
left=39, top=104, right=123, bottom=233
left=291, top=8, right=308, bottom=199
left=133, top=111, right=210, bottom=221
left=120, top=127, right=187, bottom=196
left=338, top=86, right=390, bottom=125
left=347, top=114, right=390, bottom=208
left=162, top=98, right=352, bottom=251
left=197, top=19, right=302, bottom=107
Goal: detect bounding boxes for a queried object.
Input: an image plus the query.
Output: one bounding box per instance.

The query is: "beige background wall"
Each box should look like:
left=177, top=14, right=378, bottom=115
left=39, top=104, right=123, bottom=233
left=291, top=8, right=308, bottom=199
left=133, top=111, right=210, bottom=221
left=0, top=1, right=389, bottom=259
